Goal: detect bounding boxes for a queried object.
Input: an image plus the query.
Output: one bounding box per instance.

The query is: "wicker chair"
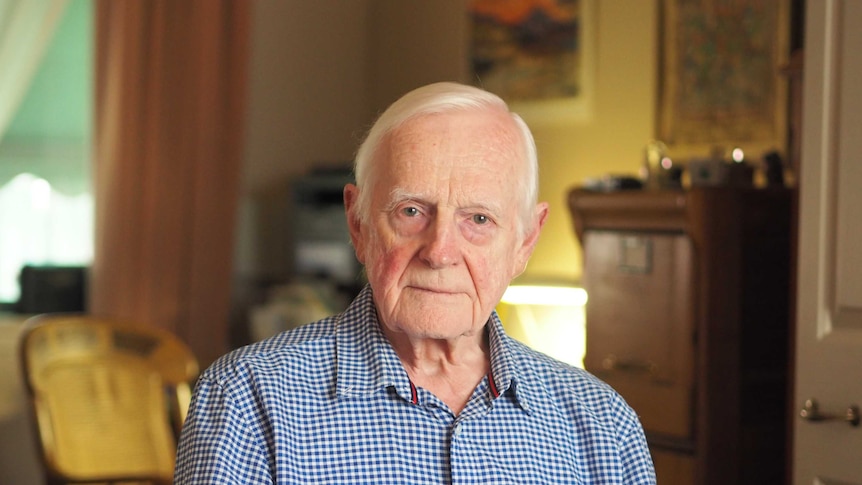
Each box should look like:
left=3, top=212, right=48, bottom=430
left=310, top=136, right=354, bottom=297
left=19, top=315, right=199, bottom=485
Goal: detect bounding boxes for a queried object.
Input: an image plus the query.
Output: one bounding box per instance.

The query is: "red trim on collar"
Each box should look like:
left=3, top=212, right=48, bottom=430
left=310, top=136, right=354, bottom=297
left=409, top=380, right=418, bottom=404
left=488, top=371, right=500, bottom=398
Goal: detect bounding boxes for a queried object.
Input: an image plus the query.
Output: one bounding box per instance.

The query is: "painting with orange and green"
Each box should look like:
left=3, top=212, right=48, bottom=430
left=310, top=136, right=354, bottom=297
left=470, top=0, right=583, bottom=103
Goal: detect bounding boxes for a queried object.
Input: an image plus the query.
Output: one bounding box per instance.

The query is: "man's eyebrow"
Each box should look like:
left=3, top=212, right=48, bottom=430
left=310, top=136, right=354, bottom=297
left=462, top=202, right=504, bottom=219
left=382, top=187, right=425, bottom=212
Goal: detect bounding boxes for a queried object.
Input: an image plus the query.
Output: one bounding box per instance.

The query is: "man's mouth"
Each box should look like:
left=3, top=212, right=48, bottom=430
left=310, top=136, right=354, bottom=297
left=409, top=285, right=457, bottom=295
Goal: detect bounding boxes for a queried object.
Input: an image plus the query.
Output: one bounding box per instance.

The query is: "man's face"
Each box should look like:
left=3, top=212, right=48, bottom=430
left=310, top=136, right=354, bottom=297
left=345, top=108, right=547, bottom=342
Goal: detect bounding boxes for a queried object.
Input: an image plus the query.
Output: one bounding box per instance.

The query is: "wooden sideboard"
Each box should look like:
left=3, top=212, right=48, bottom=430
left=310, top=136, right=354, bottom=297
left=568, top=187, right=792, bottom=485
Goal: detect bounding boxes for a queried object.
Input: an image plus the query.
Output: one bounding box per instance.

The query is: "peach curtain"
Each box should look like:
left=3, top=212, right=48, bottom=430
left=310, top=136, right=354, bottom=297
left=91, top=0, right=251, bottom=366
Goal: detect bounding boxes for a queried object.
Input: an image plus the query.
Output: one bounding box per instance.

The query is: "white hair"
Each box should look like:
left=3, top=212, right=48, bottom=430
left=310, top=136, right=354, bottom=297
left=351, top=82, right=539, bottom=237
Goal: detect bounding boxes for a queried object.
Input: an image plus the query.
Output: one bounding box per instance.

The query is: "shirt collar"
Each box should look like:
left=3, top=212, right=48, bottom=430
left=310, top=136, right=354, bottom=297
left=335, top=285, right=537, bottom=414
left=335, top=286, right=411, bottom=400
left=486, top=310, right=538, bottom=414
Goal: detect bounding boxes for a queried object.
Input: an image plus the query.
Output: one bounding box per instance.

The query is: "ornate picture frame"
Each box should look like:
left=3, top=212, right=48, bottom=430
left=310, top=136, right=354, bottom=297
left=658, top=0, right=790, bottom=157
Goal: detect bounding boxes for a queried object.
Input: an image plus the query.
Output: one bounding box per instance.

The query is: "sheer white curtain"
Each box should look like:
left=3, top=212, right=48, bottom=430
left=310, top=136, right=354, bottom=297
left=0, top=0, right=69, bottom=141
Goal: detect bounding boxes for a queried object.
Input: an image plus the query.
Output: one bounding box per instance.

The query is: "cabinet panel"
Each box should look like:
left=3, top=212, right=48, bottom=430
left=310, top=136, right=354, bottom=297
left=569, top=187, right=792, bottom=485
left=583, top=230, right=695, bottom=440
left=652, top=448, right=696, bottom=485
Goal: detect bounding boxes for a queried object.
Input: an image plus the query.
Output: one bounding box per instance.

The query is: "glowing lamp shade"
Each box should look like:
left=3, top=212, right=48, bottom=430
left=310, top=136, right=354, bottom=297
left=497, top=284, right=588, bottom=368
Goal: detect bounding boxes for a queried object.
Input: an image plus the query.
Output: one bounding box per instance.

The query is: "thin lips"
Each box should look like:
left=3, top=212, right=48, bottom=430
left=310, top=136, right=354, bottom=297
left=409, top=285, right=459, bottom=295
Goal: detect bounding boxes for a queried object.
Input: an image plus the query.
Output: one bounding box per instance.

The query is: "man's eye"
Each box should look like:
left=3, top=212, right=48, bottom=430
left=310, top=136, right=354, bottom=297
left=402, top=206, right=420, bottom=217
left=472, top=214, right=490, bottom=225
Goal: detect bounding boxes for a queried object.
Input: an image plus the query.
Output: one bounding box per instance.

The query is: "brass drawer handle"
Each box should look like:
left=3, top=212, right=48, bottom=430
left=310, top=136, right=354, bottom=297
left=602, top=354, right=658, bottom=375
left=799, top=399, right=860, bottom=427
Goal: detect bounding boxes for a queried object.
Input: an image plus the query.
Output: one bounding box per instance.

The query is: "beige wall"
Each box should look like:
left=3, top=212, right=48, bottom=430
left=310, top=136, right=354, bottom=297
left=240, top=0, right=659, bottom=284
left=366, top=0, right=471, bottom=110
left=528, top=1, right=659, bottom=280
left=239, top=0, right=372, bottom=278
left=243, top=1, right=372, bottom=194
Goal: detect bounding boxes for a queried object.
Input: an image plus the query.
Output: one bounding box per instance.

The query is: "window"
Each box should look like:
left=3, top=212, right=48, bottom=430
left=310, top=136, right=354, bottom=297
left=0, top=174, right=93, bottom=302
left=0, top=0, right=92, bottom=305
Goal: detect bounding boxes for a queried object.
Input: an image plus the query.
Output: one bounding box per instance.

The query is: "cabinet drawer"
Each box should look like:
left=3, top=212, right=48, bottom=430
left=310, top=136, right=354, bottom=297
left=582, top=230, right=695, bottom=440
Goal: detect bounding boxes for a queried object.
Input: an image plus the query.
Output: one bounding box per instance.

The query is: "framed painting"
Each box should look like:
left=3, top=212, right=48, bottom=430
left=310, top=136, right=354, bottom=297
left=658, top=0, right=790, bottom=156
left=469, top=0, right=595, bottom=123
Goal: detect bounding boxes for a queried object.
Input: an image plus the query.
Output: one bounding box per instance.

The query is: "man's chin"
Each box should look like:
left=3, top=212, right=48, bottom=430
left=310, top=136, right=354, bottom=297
left=388, top=311, right=479, bottom=341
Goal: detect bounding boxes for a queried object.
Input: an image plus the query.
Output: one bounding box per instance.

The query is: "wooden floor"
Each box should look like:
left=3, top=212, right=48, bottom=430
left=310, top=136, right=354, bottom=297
left=0, top=314, right=44, bottom=485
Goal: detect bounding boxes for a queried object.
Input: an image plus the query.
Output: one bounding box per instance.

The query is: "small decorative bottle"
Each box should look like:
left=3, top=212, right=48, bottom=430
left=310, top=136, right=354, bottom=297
left=642, top=140, right=668, bottom=190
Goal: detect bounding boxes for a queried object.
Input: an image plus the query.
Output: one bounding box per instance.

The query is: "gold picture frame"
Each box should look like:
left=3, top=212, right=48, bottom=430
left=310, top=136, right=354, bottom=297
left=658, top=0, right=790, bottom=158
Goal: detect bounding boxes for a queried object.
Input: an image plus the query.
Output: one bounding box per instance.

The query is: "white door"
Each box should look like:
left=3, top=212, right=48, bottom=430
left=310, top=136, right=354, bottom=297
left=793, top=1, right=862, bottom=483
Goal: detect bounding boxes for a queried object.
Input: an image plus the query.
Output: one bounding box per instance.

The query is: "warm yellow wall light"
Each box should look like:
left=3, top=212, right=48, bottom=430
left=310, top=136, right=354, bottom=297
left=498, top=284, right=588, bottom=368
left=501, top=285, right=588, bottom=307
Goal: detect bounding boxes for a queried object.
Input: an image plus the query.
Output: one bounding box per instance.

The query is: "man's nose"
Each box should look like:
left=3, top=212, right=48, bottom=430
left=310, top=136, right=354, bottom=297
left=419, top=218, right=459, bottom=268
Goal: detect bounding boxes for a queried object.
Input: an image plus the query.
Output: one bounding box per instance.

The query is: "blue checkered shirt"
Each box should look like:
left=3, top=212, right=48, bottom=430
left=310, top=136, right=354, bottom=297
left=175, top=285, right=656, bottom=484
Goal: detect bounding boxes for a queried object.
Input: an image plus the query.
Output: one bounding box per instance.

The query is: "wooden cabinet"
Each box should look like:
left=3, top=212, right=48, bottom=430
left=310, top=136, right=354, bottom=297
left=568, top=187, right=791, bottom=485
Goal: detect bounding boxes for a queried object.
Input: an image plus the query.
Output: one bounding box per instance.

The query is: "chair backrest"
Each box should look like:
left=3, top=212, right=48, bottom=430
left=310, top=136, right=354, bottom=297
left=18, top=314, right=199, bottom=484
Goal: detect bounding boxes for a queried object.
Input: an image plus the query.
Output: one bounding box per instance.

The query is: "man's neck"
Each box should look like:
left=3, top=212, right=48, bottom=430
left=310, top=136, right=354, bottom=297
left=384, top=326, right=491, bottom=416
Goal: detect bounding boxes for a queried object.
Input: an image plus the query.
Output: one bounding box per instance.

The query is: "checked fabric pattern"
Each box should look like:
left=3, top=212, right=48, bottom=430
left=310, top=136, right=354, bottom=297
left=174, top=285, right=656, bottom=484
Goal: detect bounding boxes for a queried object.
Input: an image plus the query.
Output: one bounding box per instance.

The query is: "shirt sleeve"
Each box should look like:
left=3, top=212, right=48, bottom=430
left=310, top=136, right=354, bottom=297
left=616, top=401, right=658, bottom=485
left=174, top=375, right=273, bottom=485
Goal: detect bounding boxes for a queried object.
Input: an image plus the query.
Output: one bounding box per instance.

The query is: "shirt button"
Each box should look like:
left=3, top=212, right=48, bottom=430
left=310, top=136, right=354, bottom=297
left=453, top=423, right=463, bottom=436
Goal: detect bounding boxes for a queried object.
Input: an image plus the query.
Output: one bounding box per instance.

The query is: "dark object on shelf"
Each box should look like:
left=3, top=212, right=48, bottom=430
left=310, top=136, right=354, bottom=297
left=660, top=166, right=684, bottom=189
left=582, top=175, right=644, bottom=192
left=762, top=151, right=786, bottom=187
left=17, top=265, right=88, bottom=314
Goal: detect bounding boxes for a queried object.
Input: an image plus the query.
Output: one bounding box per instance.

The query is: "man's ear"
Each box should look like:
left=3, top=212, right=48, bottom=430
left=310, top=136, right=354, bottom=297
left=512, top=202, right=549, bottom=278
left=343, top=184, right=366, bottom=264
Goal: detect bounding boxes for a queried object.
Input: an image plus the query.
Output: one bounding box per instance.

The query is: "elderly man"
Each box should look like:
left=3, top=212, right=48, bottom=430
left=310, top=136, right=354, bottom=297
left=174, top=82, right=656, bottom=484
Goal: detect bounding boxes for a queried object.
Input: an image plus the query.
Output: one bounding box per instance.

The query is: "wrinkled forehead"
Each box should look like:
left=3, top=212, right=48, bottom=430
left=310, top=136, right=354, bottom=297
left=381, top=111, right=523, bottom=181
left=387, top=110, right=524, bottom=168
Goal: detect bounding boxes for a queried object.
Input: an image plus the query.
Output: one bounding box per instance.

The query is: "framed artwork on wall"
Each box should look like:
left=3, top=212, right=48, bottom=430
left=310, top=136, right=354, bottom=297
left=469, top=0, right=595, bottom=123
left=658, top=0, right=790, bottom=157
